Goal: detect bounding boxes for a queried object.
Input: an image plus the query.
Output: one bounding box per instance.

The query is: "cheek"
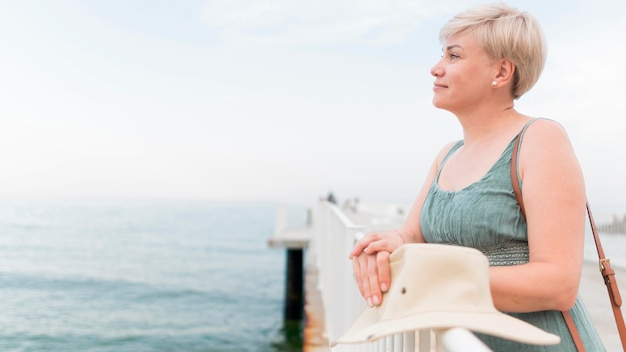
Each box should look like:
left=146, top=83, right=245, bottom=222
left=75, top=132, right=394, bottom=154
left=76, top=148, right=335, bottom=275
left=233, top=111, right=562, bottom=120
left=454, top=71, right=488, bottom=95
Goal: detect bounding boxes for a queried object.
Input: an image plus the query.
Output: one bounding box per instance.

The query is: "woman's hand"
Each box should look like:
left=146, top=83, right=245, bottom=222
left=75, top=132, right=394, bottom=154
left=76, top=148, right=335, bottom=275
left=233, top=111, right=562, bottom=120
left=352, top=250, right=390, bottom=307
left=349, top=230, right=406, bottom=306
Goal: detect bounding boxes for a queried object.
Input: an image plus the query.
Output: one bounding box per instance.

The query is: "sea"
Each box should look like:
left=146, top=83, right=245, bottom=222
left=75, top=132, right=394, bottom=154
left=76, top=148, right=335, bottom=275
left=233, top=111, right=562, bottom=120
left=0, top=199, right=623, bottom=352
left=0, top=199, right=306, bottom=352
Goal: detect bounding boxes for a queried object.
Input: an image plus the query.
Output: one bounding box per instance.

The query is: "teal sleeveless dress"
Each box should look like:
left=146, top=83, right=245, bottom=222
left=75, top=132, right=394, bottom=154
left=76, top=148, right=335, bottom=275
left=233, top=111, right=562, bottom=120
left=420, top=121, right=605, bottom=351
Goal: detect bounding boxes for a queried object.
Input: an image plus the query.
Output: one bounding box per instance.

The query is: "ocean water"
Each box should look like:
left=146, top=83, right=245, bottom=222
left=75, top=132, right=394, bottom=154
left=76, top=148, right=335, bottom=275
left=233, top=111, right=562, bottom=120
left=0, top=200, right=301, bottom=352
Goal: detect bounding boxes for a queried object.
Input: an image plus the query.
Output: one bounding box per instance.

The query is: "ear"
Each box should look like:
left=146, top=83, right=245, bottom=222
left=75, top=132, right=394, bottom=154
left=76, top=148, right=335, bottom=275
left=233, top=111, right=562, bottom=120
left=493, top=58, right=515, bottom=85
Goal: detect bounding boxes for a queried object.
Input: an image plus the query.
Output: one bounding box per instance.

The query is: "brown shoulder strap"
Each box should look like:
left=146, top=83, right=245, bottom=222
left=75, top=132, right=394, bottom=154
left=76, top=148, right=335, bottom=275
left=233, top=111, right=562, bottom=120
left=586, top=203, right=626, bottom=350
left=510, top=133, right=626, bottom=351
left=510, top=133, right=525, bottom=216
left=562, top=310, right=586, bottom=351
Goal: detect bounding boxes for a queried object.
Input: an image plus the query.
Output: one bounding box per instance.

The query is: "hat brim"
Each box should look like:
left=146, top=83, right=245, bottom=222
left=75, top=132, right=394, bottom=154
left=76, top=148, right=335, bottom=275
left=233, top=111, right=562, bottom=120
left=332, top=308, right=560, bottom=346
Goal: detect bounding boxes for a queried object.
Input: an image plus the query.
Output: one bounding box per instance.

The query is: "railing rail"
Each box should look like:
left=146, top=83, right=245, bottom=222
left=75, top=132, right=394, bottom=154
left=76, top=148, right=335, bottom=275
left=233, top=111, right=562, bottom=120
left=310, top=201, right=492, bottom=352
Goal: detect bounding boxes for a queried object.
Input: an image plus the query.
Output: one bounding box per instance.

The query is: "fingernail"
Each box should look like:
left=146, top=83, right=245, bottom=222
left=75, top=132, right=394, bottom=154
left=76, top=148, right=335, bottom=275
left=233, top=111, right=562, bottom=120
left=381, top=283, right=388, bottom=292
left=372, top=295, right=380, bottom=306
left=367, top=297, right=373, bottom=307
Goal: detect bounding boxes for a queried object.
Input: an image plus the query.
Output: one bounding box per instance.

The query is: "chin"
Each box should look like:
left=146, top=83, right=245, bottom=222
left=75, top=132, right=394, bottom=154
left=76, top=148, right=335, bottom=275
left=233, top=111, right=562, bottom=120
left=432, top=97, right=458, bottom=114
left=431, top=99, right=447, bottom=111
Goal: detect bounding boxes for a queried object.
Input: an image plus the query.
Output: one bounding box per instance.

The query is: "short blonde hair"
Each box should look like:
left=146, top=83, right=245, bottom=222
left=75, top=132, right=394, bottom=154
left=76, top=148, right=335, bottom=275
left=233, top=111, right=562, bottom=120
left=439, top=3, right=547, bottom=99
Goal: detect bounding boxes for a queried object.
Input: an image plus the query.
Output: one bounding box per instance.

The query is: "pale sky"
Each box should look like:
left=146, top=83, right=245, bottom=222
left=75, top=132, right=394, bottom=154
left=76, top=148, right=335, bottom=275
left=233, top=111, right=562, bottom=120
left=0, top=0, right=624, bottom=206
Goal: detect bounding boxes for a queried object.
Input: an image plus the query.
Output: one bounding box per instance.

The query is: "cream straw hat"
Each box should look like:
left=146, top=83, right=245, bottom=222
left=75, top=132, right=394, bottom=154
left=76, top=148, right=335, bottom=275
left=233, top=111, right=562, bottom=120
left=333, top=243, right=560, bottom=346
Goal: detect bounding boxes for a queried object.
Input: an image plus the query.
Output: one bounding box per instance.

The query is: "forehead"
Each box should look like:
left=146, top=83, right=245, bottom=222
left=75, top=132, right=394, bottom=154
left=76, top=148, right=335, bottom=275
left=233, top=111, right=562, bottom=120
left=443, top=31, right=480, bottom=51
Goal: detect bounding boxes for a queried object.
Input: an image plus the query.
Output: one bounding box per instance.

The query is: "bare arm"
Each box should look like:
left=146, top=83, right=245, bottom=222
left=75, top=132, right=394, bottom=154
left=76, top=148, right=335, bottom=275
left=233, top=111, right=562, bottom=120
left=490, top=119, right=586, bottom=312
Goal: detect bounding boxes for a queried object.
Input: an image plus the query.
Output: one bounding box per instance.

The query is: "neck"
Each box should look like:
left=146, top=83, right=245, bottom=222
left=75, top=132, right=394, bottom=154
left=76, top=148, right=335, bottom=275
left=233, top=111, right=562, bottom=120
left=455, top=106, right=527, bottom=145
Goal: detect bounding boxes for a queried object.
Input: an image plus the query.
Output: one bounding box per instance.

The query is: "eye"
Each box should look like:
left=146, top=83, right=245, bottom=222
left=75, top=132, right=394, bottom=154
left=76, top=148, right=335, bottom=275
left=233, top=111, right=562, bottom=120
left=441, top=52, right=460, bottom=61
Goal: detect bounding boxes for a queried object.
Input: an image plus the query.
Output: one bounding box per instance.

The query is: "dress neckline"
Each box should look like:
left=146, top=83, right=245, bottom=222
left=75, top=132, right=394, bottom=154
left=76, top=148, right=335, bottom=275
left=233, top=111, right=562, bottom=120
left=434, top=136, right=517, bottom=194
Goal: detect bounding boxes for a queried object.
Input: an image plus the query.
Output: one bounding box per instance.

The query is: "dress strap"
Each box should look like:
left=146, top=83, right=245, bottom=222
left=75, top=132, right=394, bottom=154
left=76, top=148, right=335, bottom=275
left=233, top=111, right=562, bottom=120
left=434, top=140, right=464, bottom=181
left=512, top=118, right=541, bottom=192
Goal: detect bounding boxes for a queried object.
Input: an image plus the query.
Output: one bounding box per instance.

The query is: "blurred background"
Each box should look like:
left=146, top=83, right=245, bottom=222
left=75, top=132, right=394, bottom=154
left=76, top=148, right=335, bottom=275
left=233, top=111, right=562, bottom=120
left=0, top=0, right=624, bottom=351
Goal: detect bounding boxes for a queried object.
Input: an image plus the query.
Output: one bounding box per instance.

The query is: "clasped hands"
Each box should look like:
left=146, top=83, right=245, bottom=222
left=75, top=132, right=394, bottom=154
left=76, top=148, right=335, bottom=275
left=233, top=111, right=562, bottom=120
left=349, top=229, right=406, bottom=307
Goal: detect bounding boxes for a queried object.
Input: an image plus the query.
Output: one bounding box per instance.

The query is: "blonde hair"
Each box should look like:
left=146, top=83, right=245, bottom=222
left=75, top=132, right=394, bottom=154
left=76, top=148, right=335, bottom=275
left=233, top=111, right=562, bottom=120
left=439, top=3, right=547, bottom=99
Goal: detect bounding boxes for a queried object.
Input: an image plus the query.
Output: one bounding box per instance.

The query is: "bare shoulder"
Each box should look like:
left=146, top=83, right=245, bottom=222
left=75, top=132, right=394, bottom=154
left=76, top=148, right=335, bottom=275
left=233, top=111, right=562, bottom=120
left=432, top=140, right=461, bottom=169
left=520, top=118, right=573, bottom=153
left=518, top=118, right=582, bottom=179
left=417, top=140, right=461, bottom=180
left=437, top=140, right=461, bottom=160
left=524, top=118, right=569, bottom=139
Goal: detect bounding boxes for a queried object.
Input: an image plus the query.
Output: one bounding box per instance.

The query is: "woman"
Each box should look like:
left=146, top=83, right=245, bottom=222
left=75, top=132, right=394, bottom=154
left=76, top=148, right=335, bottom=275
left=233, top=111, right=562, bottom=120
left=349, top=3, right=605, bottom=351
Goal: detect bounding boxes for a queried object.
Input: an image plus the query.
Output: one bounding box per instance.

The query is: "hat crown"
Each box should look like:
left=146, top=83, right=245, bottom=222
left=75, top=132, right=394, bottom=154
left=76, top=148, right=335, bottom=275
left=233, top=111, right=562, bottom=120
left=380, top=244, right=495, bottom=321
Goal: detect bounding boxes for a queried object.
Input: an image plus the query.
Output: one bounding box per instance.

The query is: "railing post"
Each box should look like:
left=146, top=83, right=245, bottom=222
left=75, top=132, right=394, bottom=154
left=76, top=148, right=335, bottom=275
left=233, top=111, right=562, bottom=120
left=404, top=331, right=415, bottom=352
left=419, top=329, right=431, bottom=351
left=438, top=328, right=492, bottom=352
left=393, top=334, right=403, bottom=351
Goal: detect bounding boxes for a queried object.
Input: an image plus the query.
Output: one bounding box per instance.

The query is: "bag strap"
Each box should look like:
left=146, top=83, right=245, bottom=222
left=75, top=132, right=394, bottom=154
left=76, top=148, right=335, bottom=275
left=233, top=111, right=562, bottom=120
left=562, top=310, right=586, bottom=351
left=511, top=133, right=626, bottom=351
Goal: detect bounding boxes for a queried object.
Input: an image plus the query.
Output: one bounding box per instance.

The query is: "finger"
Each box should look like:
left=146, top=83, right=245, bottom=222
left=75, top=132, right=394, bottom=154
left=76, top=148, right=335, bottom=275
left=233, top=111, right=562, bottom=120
left=357, top=254, right=375, bottom=306
left=352, top=255, right=366, bottom=298
left=366, top=254, right=382, bottom=307
left=354, top=253, right=371, bottom=302
left=363, top=239, right=400, bottom=255
left=376, top=251, right=391, bottom=295
left=349, top=233, right=379, bottom=259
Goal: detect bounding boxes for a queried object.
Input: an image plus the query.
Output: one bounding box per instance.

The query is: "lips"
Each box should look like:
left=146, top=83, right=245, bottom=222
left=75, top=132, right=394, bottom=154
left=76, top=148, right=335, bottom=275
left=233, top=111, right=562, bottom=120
left=433, top=82, right=448, bottom=89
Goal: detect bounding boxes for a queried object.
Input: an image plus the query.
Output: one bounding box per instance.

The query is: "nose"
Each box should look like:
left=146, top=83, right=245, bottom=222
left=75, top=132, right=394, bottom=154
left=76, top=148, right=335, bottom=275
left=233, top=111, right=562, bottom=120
left=430, top=58, right=444, bottom=77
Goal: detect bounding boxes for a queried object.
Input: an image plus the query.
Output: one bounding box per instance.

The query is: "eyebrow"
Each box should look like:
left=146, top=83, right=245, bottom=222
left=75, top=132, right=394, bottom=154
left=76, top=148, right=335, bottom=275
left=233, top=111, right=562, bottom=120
left=445, top=44, right=463, bottom=51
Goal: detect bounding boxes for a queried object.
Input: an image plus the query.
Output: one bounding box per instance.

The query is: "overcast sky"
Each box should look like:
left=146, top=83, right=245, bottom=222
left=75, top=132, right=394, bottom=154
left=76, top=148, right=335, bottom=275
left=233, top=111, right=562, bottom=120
left=0, top=0, right=624, bottom=206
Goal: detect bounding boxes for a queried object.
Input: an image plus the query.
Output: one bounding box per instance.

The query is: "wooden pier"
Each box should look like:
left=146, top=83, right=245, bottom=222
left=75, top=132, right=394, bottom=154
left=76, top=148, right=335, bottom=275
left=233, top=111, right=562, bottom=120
left=268, top=204, right=329, bottom=351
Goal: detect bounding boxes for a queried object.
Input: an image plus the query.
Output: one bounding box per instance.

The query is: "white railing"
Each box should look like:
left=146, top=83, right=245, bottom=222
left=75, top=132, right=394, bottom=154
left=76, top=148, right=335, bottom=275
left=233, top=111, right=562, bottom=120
left=310, top=201, right=492, bottom=352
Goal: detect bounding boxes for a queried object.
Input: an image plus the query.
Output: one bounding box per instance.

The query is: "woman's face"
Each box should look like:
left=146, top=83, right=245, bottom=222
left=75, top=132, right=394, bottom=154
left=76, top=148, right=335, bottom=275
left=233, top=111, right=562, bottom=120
left=430, top=31, right=498, bottom=114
